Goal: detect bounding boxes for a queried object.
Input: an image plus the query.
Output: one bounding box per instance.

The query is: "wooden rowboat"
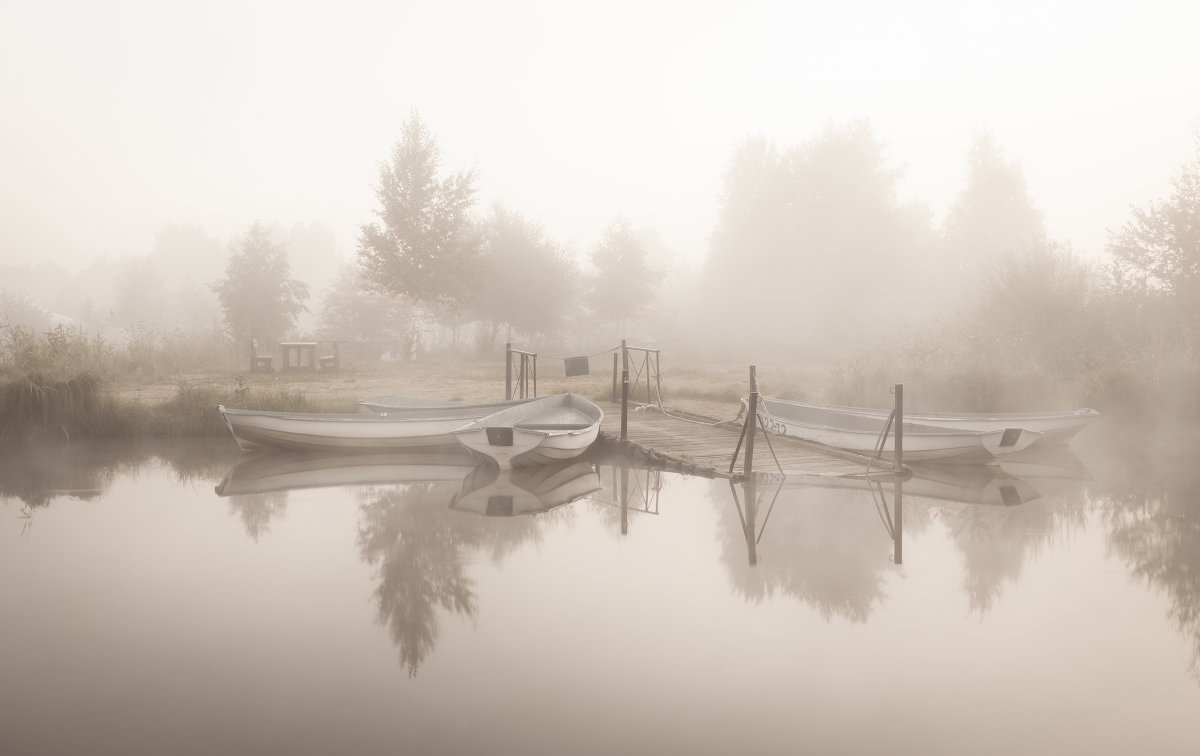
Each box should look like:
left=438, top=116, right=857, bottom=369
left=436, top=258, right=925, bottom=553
left=752, top=397, right=1041, bottom=462
left=451, top=393, right=603, bottom=469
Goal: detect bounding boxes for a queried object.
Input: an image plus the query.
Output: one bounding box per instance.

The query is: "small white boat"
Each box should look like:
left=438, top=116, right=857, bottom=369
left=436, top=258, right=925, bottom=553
left=217, top=404, right=496, bottom=452
left=451, top=393, right=603, bottom=469
left=450, top=460, right=602, bottom=516
left=768, top=399, right=1098, bottom=442
left=356, top=395, right=535, bottom=413
left=752, top=397, right=1040, bottom=462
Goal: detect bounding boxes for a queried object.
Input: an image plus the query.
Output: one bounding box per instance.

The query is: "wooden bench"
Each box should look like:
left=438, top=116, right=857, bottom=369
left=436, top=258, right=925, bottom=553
left=250, top=339, right=273, bottom=372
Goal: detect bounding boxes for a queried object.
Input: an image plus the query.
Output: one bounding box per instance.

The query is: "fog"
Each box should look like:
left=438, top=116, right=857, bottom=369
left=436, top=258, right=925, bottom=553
left=2, top=1, right=1199, bottom=382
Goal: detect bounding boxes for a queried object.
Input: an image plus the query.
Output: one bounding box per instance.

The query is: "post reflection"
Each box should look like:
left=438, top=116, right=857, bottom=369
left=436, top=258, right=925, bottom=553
left=592, top=463, right=662, bottom=535
left=721, top=449, right=1097, bottom=622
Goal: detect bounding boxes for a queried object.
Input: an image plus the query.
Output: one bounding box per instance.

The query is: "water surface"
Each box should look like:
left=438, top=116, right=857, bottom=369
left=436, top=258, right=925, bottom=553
left=1, top=427, right=1198, bottom=755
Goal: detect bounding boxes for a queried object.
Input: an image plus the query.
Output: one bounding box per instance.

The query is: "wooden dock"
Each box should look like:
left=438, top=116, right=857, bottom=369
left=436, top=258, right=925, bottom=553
left=593, top=401, right=890, bottom=479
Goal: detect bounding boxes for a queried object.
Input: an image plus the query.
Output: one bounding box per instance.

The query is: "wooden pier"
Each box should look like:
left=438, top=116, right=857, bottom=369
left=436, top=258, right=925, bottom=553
left=593, top=401, right=887, bottom=479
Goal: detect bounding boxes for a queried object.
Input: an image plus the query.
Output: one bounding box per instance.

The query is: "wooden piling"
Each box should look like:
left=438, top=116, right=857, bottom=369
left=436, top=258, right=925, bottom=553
left=894, top=383, right=904, bottom=472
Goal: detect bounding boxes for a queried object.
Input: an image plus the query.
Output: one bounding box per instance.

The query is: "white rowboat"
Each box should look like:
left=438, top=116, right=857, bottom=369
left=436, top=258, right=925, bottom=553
left=753, top=397, right=1041, bottom=462
left=766, top=398, right=1098, bottom=442
left=451, top=393, right=603, bottom=469
left=217, top=404, right=501, bottom=452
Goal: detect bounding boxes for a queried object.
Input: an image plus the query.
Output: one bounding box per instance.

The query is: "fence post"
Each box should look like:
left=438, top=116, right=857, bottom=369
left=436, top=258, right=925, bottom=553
left=505, top=343, right=512, bottom=401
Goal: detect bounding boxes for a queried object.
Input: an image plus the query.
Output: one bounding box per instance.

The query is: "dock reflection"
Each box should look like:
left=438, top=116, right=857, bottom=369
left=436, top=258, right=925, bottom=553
left=722, top=449, right=1096, bottom=620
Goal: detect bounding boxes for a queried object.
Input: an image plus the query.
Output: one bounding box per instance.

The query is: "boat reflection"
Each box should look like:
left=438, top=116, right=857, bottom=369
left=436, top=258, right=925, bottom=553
left=450, top=461, right=601, bottom=516
left=214, top=449, right=480, bottom=497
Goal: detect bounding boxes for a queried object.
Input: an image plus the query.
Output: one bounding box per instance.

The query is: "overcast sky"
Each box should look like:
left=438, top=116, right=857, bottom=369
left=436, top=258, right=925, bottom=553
left=1, top=0, right=1197, bottom=275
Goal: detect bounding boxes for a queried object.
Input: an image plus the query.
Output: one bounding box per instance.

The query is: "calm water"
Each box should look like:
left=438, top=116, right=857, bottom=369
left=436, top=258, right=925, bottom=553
left=2, top=426, right=1199, bottom=755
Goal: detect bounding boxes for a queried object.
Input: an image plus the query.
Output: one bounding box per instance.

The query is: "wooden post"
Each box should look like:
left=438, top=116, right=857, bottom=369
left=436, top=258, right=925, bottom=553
left=750, top=365, right=757, bottom=394
left=894, top=383, right=904, bottom=472
left=612, top=352, right=618, bottom=403
left=532, top=354, right=538, bottom=398
left=505, top=343, right=512, bottom=401
left=745, top=390, right=758, bottom=475
left=621, top=369, right=629, bottom=440
left=621, top=339, right=627, bottom=376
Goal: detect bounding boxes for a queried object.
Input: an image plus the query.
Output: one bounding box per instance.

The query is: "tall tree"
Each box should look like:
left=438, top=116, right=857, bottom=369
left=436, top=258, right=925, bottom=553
left=357, top=112, right=481, bottom=321
left=211, top=222, right=309, bottom=343
left=1108, top=135, right=1200, bottom=305
left=942, top=132, right=1046, bottom=277
left=474, top=205, right=575, bottom=343
left=701, top=121, right=935, bottom=355
left=589, top=219, right=656, bottom=333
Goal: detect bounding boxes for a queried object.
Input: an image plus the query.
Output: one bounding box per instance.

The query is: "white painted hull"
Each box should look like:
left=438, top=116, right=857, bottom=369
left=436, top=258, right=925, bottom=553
left=767, top=398, right=1098, bottom=442
left=754, top=398, right=1040, bottom=462
left=217, top=405, right=479, bottom=452
left=451, top=393, right=603, bottom=469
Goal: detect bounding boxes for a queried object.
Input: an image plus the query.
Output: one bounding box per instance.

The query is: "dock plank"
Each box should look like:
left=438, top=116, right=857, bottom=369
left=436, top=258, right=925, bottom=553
left=594, top=401, right=887, bottom=478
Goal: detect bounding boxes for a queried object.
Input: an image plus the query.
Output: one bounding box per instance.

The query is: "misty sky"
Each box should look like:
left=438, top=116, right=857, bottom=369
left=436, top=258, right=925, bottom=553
left=2, top=0, right=1197, bottom=275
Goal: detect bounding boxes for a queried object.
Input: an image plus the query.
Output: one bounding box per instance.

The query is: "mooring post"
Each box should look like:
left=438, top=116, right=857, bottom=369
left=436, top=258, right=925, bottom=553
left=621, top=369, right=629, bottom=440
left=611, top=352, right=618, bottom=403
left=745, top=390, right=758, bottom=475
left=505, top=342, right=512, bottom=401
left=894, top=383, right=904, bottom=472
left=532, top=354, right=538, bottom=398
left=750, top=364, right=757, bottom=394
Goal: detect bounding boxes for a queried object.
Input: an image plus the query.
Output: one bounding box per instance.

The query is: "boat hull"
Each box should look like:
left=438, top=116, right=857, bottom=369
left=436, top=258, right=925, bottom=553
left=217, top=406, right=474, bottom=452
left=451, top=394, right=603, bottom=469
left=755, top=398, right=1040, bottom=462
left=765, top=399, right=1098, bottom=442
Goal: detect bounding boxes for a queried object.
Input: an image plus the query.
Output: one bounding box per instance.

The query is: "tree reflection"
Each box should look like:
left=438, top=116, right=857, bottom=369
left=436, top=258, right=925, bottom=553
left=0, top=439, right=234, bottom=527
left=354, top=479, right=560, bottom=677
left=224, top=491, right=289, bottom=541
left=1096, top=426, right=1200, bottom=681
left=938, top=493, right=1087, bottom=615
left=717, top=479, right=907, bottom=622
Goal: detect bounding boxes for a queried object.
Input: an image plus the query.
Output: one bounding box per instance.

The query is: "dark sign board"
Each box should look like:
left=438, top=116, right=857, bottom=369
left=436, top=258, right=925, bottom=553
left=564, top=356, right=590, bottom=377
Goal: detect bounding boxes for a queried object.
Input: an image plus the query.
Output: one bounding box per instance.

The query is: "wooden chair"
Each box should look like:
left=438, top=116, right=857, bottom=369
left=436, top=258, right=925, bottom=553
left=318, top=341, right=340, bottom=371
left=250, top=338, right=273, bottom=372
